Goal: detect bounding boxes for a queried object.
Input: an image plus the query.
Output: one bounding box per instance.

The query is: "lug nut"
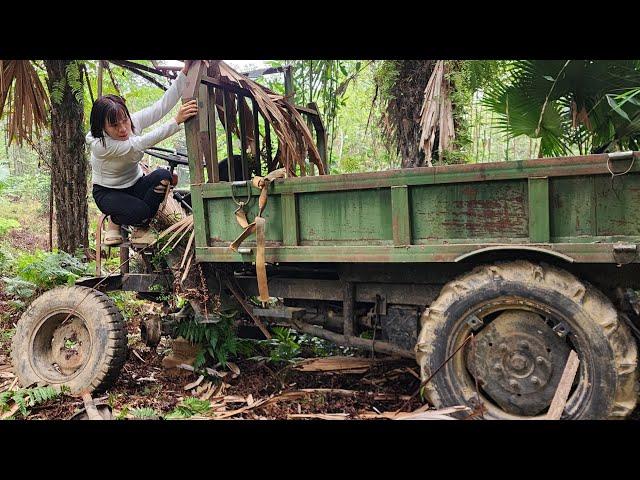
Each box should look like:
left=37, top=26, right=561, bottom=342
left=531, top=376, right=540, bottom=385
left=508, top=379, right=520, bottom=391
left=493, top=363, right=503, bottom=372
left=499, top=343, right=508, bottom=352
left=518, top=341, right=530, bottom=350
left=536, top=356, right=549, bottom=367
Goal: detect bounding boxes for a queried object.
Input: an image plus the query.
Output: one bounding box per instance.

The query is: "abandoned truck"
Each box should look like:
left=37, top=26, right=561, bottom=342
left=11, top=62, right=640, bottom=420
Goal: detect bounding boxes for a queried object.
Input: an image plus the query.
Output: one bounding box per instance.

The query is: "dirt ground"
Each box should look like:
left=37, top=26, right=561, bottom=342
left=0, top=308, right=426, bottom=420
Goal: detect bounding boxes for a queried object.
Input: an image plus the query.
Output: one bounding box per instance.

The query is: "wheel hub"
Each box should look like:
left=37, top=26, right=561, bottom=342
left=466, top=310, right=571, bottom=416
left=50, top=317, right=90, bottom=376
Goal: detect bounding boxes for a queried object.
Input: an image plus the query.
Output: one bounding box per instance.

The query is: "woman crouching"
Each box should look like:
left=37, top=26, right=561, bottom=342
left=86, top=61, right=199, bottom=246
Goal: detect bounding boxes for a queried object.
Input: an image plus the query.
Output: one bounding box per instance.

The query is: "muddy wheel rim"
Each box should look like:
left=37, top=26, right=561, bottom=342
left=29, top=309, right=93, bottom=383
left=448, top=298, right=588, bottom=419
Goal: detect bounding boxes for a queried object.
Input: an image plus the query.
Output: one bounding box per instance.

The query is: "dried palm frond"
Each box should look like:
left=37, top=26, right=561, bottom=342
left=0, top=60, right=50, bottom=146
left=213, top=89, right=256, bottom=156
left=418, top=60, right=455, bottom=166
left=212, top=61, right=325, bottom=176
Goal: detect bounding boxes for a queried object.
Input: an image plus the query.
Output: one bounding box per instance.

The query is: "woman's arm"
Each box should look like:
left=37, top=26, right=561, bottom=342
left=91, top=120, right=181, bottom=160
left=89, top=101, right=198, bottom=159
left=130, top=71, right=188, bottom=132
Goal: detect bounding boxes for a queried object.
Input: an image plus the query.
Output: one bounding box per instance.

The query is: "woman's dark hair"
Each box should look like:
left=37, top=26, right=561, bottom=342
left=89, top=94, right=136, bottom=147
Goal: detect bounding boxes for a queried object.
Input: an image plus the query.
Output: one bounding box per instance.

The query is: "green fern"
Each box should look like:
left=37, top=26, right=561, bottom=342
left=65, top=61, right=84, bottom=104
left=165, top=397, right=211, bottom=419
left=0, top=218, right=20, bottom=236
left=116, top=406, right=130, bottom=420
left=2, top=276, right=37, bottom=299
left=49, top=78, right=65, bottom=105
left=27, top=385, right=61, bottom=405
left=0, top=391, right=13, bottom=409
left=130, top=407, right=158, bottom=419
left=16, top=249, right=89, bottom=289
left=0, top=385, right=65, bottom=418
left=174, top=314, right=238, bottom=368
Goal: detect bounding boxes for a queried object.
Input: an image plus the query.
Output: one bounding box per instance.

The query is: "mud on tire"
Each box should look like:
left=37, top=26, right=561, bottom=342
left=11, top=286, right=127, bottom=394
left=416, top=261, right=638, bottom=419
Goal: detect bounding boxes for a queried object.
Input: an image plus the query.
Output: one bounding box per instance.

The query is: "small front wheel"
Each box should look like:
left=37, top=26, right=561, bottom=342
left=11, top=286, right=127, bottom=393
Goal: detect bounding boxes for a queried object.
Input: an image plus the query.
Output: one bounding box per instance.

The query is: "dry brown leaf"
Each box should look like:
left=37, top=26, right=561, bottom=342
left=132, top=350, right=146, bottom=363
left=418, top=60, right=455, bottom=165
left=1, top=403, right=21, bottom=420
left=224, top=395, right=248, bottom=404
left=194, top=381, right=213, bottom=399
left=184, top=375, right=205, bottom=391
left=287, top=413, right=349, bottom=420
left=211, top=61, right=325, bottom=177
left=0, top=60, right=49, bottom=147
left=226, top=362, right=240, bottom=376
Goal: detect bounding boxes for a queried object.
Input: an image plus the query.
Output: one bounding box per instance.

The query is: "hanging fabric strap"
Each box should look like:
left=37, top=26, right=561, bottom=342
left=229, top=168, right=286, bottom=303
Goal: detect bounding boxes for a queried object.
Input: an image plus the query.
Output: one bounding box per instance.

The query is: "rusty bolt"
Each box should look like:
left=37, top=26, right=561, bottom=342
left=518, top=341, right=530, bottom=350
left=536, top=356, right=548, bottom=367
left=531, top=376, right=540, bottom=385
left=493, top=363, right=503, bottom=372
left=508, top=379, right=520, bottom=391
left=499, top=343, right=508, bottom=353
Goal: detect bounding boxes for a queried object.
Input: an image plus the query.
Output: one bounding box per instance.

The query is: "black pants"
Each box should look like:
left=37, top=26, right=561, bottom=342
left=93, top=168, right=173, bottom=226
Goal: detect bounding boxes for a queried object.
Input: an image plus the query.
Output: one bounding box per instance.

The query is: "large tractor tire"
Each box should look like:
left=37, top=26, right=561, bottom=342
left=11, top=286, right=127, bottom=394
left=416, top=261, right=638, bottom=419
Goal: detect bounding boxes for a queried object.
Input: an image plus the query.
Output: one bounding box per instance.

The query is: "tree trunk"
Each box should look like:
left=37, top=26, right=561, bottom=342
left=383, top=61, right=436, bottom=168
left=44, top=60, right=88, bottom=254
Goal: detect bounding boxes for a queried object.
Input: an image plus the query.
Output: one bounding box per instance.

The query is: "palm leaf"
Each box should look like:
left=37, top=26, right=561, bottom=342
left=482, top=60, right=640, bottom=156
left=212, top=61, right=325, bottom=176
left=0, top=60, right=50, bottom=146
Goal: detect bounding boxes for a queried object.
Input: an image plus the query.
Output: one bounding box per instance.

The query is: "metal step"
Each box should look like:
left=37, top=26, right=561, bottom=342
left=252, top=306, right=306, bottom=320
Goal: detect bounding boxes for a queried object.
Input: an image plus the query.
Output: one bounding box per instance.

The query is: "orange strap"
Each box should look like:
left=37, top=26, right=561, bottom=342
left=255, top=217, right=268, bottom=302
left=229, top=169, right=286, bottom=304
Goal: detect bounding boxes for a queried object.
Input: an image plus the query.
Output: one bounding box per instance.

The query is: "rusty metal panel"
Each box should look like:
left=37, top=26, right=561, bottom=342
left=596, top=174, right=640, bottom=236
left=410, top=180, right=529, bottom=242
left=297, top=189, right=393, bottom=245
left=595, top=173, right=640, bottom=236
left=550, top=176, right=597, bottom=238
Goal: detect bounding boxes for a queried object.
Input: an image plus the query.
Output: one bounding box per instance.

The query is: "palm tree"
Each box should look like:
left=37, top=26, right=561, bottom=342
left=1, top=59, right=88, bottom=254
left=376, top=60, right=438, bottom=168
left=481, top=60, right=640, bottom=157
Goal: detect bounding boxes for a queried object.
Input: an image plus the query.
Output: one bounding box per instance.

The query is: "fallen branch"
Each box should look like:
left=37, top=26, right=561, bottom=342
left=293, top=356, right=401, bottom=373
left=358, top=405, right=470, bottom=420
left=287, top=413, right=349, bottom=420
left=225, top=279, right=272, bottom=339
left=81, top=392, right=104, bottom=421
left=298, top=388, right=412, bottom=401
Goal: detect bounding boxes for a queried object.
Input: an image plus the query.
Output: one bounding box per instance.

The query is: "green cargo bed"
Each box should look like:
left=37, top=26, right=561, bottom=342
left=189, top=152, right=640, bottom=265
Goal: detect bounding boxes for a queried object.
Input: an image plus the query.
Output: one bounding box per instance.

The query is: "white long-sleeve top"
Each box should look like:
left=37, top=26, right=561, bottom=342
left=86, top=71, right=187, bottom=188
